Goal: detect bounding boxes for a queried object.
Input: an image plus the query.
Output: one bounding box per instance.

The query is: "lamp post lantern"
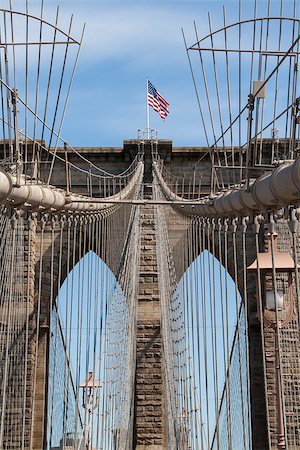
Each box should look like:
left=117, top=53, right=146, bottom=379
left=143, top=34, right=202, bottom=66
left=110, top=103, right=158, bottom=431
left=80, top=371, right=100, bottom=450
left=247, top=232, right=296, bottom=328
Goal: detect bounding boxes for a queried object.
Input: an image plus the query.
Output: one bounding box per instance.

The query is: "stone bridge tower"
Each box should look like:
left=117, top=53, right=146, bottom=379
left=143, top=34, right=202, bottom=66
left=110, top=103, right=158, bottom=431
left=2, top=139, right=300, bottom=449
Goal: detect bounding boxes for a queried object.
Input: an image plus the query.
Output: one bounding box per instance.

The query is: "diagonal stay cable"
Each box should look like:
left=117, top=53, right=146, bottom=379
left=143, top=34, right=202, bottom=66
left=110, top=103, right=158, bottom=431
left=192, top=29, right=300, bottom=152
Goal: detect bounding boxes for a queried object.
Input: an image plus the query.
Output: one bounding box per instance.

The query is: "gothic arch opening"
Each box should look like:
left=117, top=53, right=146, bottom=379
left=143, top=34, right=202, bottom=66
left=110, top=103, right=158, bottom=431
left=166, top=250, right=251, bottom=450
left=47, top=250, right=132, bottom=450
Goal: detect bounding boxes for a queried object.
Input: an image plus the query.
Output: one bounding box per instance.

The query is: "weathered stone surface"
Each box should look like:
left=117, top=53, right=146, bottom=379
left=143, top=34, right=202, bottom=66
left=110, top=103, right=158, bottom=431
left=3, top=140, right=300, bottom=449
left=134, top=180, right=166, bottom=448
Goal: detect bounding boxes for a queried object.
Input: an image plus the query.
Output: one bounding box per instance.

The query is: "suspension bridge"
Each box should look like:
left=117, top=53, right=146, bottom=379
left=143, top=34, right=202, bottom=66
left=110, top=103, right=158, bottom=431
left=1, top=1, right=300, bottom=449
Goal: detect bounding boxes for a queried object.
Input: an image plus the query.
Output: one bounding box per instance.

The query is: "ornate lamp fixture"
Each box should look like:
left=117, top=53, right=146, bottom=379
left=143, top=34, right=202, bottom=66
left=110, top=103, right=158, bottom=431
left=247, top=232, right=296, bottom=328
left=80, top=371, right=100, bottom=410
left=80, top=371, right=100, bottom=450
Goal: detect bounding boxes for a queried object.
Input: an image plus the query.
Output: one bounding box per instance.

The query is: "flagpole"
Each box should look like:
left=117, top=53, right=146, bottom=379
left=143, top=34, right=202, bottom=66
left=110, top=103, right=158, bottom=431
left=146, top=78, right=150, bottom=139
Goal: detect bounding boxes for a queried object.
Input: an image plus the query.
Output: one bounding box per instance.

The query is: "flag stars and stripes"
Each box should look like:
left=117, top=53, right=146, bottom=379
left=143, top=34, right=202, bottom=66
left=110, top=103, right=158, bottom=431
left=147, top=80, right=170, bottom=119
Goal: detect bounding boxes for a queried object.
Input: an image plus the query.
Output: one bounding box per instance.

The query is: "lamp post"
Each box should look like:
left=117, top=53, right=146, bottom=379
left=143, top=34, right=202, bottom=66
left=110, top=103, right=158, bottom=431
left=80, top=371, right=100, bottom=450
left=179, top=408, right=190, bottom=450
left=248, top=232, right=298, bottom=449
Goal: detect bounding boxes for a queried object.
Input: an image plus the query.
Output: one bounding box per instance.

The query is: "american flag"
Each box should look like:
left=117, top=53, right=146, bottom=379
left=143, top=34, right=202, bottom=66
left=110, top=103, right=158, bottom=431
left=147, top=80, right=170, bottom=119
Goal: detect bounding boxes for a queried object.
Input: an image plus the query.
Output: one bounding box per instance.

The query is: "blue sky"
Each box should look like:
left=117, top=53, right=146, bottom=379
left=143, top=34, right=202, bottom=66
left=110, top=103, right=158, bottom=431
left=6, top=0, right=299, bottom=148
